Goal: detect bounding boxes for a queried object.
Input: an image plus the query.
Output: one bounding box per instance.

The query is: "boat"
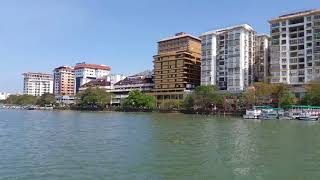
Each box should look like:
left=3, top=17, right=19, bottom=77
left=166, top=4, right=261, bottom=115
left=284, top=105, right=320, bottom=120
left=243, top=109, right=261, bottom=119
left=298, top=112, right=319, bottom=121
left=259, top=109, right=279, bottom=120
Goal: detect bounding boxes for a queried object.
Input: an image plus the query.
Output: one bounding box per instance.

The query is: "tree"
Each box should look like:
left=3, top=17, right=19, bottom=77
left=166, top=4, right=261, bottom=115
left=123, top=90, right=156, bottom=109
left=159, top=100, right=183, bottom=110
left=5, top=95, right=37, bottom=105
left=36, top=93, right=55, bottom=106
left=77, top=88, right=112, bottom=108
left=279, top=90, right=297, bottom=107
left=300, top=82, right=320, bottom=105
left=183, top=95, right=194, bottom=110
left=183, top=85, right=223, bottom=111
left=240, top=87, right=256, bottom=109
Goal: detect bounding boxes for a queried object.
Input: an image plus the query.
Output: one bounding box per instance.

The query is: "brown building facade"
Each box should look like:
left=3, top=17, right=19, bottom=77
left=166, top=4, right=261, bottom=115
left=152, top=32, right=201, bottom=102
left=53, top=66, right=75, bottom=96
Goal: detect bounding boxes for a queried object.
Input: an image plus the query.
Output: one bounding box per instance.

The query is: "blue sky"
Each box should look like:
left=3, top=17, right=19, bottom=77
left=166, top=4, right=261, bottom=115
left=0, top=0, right=319, bottom=93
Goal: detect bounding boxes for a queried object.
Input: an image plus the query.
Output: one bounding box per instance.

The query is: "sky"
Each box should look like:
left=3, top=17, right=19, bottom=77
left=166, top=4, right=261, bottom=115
left=0, top=0, right=319, bottom=93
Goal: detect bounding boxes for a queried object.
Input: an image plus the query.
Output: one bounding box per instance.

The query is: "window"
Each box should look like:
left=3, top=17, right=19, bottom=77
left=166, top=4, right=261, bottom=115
left=306, top=36, right=312, bottom=41
left=272, top=23, right=280, bottom=28
left=289, top=17, right=304, bottom=25
left=281, top=46, right=287, bottom=51
left=307, top=49, right=312, bottom=55
left=290, top=65, right=298, bottom=69
left=290, top=46, right=297, bottom=51
left=307, top=42, right=312, bottom=48
left=282, top=40, right=286, bottom=44
left=282, top=34, right=286, bottom=38
left=290, top=58, right=298, bottom=63
left=307, top=16, right=312, bottom=21
left=281, top=21, right=286, bottom=26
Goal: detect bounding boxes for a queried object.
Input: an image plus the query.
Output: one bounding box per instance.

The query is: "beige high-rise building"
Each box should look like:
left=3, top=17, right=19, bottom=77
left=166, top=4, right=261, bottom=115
left=153, top=32, right=201, bottom=102
left=53, top=66, right=75, bottom=96
left=269, top=9, right=320, bottom=85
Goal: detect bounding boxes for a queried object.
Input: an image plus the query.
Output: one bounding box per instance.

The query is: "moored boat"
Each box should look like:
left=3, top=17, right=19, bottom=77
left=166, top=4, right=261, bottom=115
left=298, top=112, right=319, bottom=121
left=243, top=109, right=261, bottom=119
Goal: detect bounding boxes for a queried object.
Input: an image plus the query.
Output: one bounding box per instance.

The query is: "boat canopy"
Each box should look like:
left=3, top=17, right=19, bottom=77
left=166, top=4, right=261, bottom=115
left=283, top=105, right=320, bottom=109
left=253, top=106, right=273, bottom=110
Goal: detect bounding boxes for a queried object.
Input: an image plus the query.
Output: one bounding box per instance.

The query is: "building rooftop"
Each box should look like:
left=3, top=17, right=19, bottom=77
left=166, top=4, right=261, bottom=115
left=114, top=77, right=153, bottom=86
left=81, top=78, right=111, bottom=88
left=54, top=66, right=74, bottom=71
left=128, top=70, right=153, bottom=78
left=158, top=32, right=201, bottom=43
left=269, top=9, right=320, bottom=23
left=74, top=63, right=111, bottom=71
left=23, top=72, right=53, bottom=77
left=256, top=34, right=271, bottom=38
left=201, top=24, right=255, bottom=36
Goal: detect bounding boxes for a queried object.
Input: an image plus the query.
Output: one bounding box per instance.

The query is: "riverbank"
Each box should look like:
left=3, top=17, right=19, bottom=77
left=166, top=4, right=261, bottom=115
left=0, top=104, right=244, bottom=116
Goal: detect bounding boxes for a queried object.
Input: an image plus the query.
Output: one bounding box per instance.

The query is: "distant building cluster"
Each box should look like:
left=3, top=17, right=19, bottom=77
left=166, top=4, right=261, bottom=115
left=18, top=9, right=320, bottom=104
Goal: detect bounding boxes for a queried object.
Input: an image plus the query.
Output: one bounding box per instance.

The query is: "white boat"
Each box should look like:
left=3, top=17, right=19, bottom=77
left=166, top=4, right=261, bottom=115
left=279, top=116, right=293, bottom=120
left=243, top=109, right=261, bottom=119
left=259, top=109, right=279, bottom=120
left=298, top=112, right=319, bottom=121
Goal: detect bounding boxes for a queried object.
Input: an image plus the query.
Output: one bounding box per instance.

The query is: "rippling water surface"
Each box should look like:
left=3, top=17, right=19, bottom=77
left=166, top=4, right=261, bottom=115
left=1, top=109, right=320, bottom=179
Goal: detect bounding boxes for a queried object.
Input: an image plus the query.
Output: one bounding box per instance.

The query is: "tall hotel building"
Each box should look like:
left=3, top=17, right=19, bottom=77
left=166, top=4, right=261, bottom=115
left=200, top=24, right=256, bottom=92
left=269, top=9, right=320, bottom=84
left=153, top=32, right=201, bottom=101
left=74, top=63, right=111, bottom=93
left=53, top=66, right=75, bottom=96
left=23, top=72, right=53, bottom=96
left=254, top=34, right=270, bottom=82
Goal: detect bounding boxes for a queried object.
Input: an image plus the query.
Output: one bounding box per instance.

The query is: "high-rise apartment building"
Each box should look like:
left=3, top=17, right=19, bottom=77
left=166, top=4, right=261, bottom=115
left=152, top=32, right=201, bottom=102
left=53, top=66, right=75, bottom=96
left=269, top=9, right=320, bottom=85
left=74, top=63, right=111, bottom=93
left=200, top=24, right=256, bottom=92
left=23, top=72, right=53, bottom=96
left=254, top=34, right=270, bottom=82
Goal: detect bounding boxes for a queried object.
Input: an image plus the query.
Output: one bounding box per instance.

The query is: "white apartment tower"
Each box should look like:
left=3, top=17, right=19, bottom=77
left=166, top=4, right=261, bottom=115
left=269, top=9, right=320, bottom=84
left=201, top=24, right=256, bottom=92
left=23, top=72, right=53, bottom=96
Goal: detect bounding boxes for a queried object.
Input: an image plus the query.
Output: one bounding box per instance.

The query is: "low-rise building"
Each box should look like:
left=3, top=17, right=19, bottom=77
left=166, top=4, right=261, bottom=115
left=79, top=78, right=112, bottom=92
left=111, top=71, right=154, bottom=105
left=23, top=72, right=53, bottom=96
left=0, top=92, right=10, bottom=100
left=56, top=95, right=75, bottom=105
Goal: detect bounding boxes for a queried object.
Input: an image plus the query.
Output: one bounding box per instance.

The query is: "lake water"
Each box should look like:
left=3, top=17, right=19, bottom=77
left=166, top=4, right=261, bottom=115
left=1, top=109, right=320, bottom=179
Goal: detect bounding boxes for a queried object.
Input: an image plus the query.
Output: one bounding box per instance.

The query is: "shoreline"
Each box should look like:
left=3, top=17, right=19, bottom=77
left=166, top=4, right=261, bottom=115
left=0, top=105, right=243, bottom=116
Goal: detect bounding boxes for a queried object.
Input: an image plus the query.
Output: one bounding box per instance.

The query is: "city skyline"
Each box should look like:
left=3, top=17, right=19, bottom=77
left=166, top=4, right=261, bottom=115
left=0, top=0, right=319, bottom=93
